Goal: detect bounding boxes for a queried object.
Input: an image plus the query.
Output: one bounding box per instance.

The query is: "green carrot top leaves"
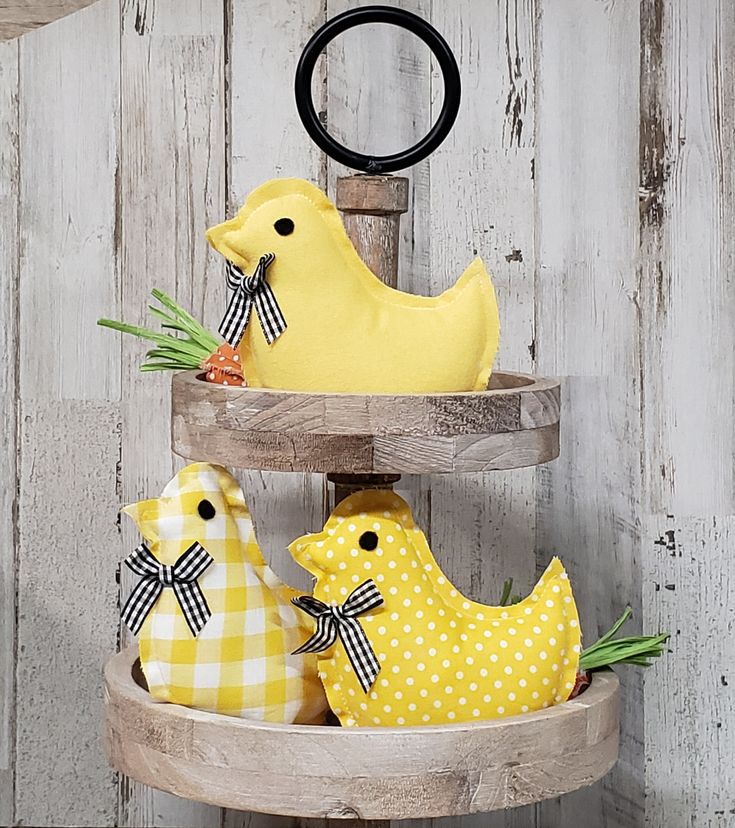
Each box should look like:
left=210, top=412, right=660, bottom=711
left=579, top=607, right=669, bottom=671
left=98, top=289, right=220, bottom=373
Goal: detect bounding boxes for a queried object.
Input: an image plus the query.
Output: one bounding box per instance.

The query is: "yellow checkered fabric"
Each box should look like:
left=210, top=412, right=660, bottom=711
left=122, top=463, right=328, bottom=724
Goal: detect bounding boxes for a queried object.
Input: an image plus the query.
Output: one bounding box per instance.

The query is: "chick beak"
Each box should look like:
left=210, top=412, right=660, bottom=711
left=121, top=498, right=158, bottom=537
left=205, top=218, right=251, bottom=272
left=288, top=532, right=325, bottom=576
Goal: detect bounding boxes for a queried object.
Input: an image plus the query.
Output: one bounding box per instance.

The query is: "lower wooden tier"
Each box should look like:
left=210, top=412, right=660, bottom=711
left=104, top=647, right=620, bottom=820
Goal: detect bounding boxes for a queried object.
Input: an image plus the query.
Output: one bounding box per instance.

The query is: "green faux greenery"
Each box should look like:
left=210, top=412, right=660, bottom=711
left=98, top=289, right=220, bottom=372
left=499, top=578, right=668, bottom=672
left=579, top=607, right=669, bottom=671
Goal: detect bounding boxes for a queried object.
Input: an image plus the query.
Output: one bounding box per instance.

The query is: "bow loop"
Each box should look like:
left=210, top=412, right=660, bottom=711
left=219, top=253, right=286, bottom=347
left=291, top=580, right=383, bottom=693
left=121, top=541, right=214, bottom=637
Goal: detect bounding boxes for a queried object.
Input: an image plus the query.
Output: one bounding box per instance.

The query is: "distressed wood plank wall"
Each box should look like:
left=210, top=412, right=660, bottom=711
left=534, top=2, right=643, bottom=825
left=0, top=0, right=732, bottom=826
left=0, top=33, right=19, bottom=828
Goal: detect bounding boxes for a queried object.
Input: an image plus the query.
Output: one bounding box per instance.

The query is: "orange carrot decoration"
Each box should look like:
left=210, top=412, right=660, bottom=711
left=201, top=343, right=245, bottom=386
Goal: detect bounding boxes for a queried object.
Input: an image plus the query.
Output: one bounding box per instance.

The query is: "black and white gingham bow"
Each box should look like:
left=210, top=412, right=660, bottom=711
left=291, top=580, right=384, bottom=693
left=121, top=542, right=214, bottom=637
left=219, top=252, right=286, bottom=347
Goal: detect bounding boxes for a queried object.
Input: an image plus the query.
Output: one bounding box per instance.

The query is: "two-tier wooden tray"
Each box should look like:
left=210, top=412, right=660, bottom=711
left=104, top=173, right=620, bottom=823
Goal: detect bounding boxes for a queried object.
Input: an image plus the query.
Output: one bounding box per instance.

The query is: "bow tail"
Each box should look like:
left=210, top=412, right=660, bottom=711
left=173, top=581, right=211, bottom=637
left=121, top=578, right=162, bottom=636
left=254, top=283, right=287, bottom=345
left=292, top=612, right=337, bottom=655
left=338, top=616, right=381, bottom=693
left=219, top=290, right=253, bottom=347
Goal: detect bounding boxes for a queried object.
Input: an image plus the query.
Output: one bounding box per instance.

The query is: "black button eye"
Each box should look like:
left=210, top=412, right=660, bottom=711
left=198, top=499, right=216, bottom=520
left=274, top=217, right=294, bottom=236
left=358, top=531, right=378, bottom=551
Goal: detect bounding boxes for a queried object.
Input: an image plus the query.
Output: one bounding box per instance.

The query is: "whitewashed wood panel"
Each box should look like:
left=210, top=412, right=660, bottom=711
left=18, top=9, right=119, bottom=401
left=14, top=1, right=121, bottom=824
left=640, top=1, right=735, bottom=824
left=640, top=0, right=735, bottom=520
left=0, top=36, right=18, bottom=828
left=16, top=402, right=121, bottom=826
left=425, top=4, right=537, bottom=825
left=534, top=1, right=642, bottom=826
left=117, top=1, right=226, bottom=826
left=643, top=516, right=735, bottom=825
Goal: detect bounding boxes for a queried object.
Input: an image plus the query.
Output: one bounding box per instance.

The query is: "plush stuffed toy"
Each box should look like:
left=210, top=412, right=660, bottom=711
left=206, top=179, right=500, bottom=393
left=288, top=490, right=580, bottom=726
left=120, top=462, right=328, bottom=724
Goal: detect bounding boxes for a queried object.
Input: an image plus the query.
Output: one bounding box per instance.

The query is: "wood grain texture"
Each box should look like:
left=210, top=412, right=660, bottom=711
left=171, top=370, right=560, bottom=474
left=425, top=4, right=538, bottom=823
left=0, top=35, right=17, bottom=827
left=16, top=402, right=121, bottom=826
left=640, top=1, right=735, bottom=824
left=336, top=175, right=408, bottom=287
left=534, top=2, right=643, bottom=826
left=643, top=516, right=734, bottom=824
left=106, top=647, right=619, bottom=820
left=117, top=1, right=225, bottom=825
left=0, top=0, right=100, bottom=40
left=19, top=1, right=120, bottom=401
left=14, top=2, right=121, bottom=825
left=640, top=0, right=735, bottom=520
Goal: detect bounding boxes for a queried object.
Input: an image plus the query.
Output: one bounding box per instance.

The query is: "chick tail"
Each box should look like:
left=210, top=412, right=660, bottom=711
left=450, top=257, right=500, bottom=391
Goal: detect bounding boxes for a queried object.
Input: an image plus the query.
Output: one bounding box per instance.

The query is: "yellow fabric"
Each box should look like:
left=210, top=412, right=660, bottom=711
left=206, top=179, right=500, bottom=393
left=289, top=490, right=581, bottom=727
left=122, top=462, right=328, bottom=724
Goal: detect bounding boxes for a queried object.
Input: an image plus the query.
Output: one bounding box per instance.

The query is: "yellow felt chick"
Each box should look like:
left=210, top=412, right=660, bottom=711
left=289, top=490, right=581, bottom=726
left=121, top=462, right=328, bottom=724
left=206, top=178, right=500, bottom=393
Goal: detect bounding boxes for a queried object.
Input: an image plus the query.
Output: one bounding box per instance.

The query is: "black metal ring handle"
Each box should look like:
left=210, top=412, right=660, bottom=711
left=295, top=6, right=461, bottom=174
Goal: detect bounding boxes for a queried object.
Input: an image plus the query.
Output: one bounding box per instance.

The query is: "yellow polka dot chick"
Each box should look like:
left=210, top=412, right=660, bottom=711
left=289, top=490, right=581, bottom=727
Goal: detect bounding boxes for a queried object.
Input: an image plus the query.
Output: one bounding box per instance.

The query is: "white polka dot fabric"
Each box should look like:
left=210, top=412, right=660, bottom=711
left=289, top=490, right=581, bottom=727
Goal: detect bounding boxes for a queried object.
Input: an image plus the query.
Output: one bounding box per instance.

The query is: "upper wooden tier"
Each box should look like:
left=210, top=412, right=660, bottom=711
left=171, top=370, right=560, bottom=474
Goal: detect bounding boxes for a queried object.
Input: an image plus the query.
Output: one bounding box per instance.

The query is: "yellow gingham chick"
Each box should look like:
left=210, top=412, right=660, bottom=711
left=121, top=462, right=328, bottom=724
left=289, top=489, right=581, bottom=727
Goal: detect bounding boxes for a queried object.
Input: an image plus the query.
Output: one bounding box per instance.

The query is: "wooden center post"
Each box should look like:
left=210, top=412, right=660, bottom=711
left=327, top=175, right=409, bottom=509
